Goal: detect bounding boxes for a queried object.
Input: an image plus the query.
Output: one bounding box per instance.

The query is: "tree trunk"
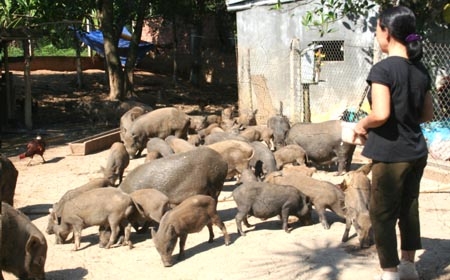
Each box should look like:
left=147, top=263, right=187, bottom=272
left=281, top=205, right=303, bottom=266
left=189, top=25, right=202, bottom=87
left=124, top=0, right=149, bottom=98
left=172, top=16, right=178, bottom=85
left=98, top=0, right=124, bottom=101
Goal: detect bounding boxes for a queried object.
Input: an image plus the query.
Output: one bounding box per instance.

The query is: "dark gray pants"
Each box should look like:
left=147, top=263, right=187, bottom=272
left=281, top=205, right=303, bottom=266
left=369, top=155, right=427, bottom=269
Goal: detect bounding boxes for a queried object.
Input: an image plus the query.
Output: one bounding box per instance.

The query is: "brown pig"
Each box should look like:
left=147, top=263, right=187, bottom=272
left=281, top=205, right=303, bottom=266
left=340, top=163, right=373, bottom=248
left=282, top=164, right=317, bottom=177
left=119, top=106, right=147, bottom=142
left=273, top=144, right=308, bottom=169
left=151, top=195, right=230, bottom=267
left=165, top=135, right=196, bottom=154
left=50, top=187, right=137, bottom=250
left=145, top=137, right=174, bottom=162
left=239, top=125, right=274, bottom=148
left=128, top=188, right=171, bottom=233
left=232, top=181, right=312, bottom=236
left=265, top=170, right=346, bottom=229
left=46, top=177, right=112, bottom=240
left=0, top=155, right=18, bottom=206
left=122, top=107, right=191, bottom=158
left=1, top=202, right=47, bottom=280
left=101, top=142, right=130, bottom=186
left=206, top=139, right=254, bottom=180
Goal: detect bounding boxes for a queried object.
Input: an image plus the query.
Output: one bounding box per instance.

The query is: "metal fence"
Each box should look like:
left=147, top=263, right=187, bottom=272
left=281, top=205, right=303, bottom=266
left=423, top=42, right=450, bottom=125
left=307, top=40, right=450, bottom=127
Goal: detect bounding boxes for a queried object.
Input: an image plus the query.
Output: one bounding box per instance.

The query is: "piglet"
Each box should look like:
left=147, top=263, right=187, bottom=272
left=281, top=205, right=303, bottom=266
left=151, top=195, right=230, bottom=267
left=128, top=188, right=171, bottom=233
left=51, top=187, right=137, bottom=250
left=273, top=144, right=308, bottom=169
left=232, top=181, right=312, bottom=236
left=265, top=169, right=346, bottom=229
left=1, top=202, right=47, bottom=280
left=340, top=163, right=373, bottom=248
left=101, top=142, right=130, bottom=186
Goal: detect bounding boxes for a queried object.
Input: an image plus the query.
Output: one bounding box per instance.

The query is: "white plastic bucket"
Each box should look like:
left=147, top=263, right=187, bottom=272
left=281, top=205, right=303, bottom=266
left=341, top=121, right=366, bottom=145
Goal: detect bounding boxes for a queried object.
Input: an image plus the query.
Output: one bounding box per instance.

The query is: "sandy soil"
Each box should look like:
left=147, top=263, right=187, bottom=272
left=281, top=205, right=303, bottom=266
left=1, top=70, right=450, bottom=280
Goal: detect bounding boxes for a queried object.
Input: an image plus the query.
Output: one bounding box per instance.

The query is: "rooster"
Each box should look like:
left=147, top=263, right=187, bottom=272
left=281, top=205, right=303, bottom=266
left=19, top=136, right=46, bottom=166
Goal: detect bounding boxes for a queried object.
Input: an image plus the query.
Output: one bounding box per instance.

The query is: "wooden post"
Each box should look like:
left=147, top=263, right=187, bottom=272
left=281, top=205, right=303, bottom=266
left=23, top=39, right=33, bottom=130
left=290, top=38, right=302, bottom=123
left=75, top=31, right=83, bottom=89
left=302, top=84, right=311, bottom=122
left=3, top=44, right=14, bottom=121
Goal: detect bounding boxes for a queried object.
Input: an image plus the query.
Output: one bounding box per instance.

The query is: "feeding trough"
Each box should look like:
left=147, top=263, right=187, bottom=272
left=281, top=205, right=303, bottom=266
left=69, top=128, right=121, bottom=155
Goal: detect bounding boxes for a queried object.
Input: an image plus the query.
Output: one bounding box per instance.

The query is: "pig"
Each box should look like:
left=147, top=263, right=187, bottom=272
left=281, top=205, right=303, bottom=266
left=165, top=135, right=196, bottom=153
left=203, top=131, right=247, bottom=145
left=232, top=182, right=312, bottom=236
left=220, top=106, right=238, bottom=132
left=101, top=142, right=130, bottom=186
left=197, top=123, right=221, bottom=139
left=248, top=141, right=277, bottom=180
left=239, top=168, right=259, bottom=183
left=46, top=178, right=113, bottom=238
left=239, top=125, right=274, bottom=148
left=128, top=188, right=171, bottom=233
left=265, top=169, right=346, bottom=229
left=1, top=202, right=47, bottom=280
left=341, top=163, right=373, bottom=248
left=282, top=164, right=317, bottom=177
left=187, top=133, right=203, bottom=146
left=151, top=195, right=230, bottom=267
left=206, top=139, right=254, bottom=180
left=120, top=106, right=147, bottom=142
left=273, top=144, right=308, bottom=169
left=267, top=113, right=291, bottom=151
left=187, top=115, right=208, bottom=133
left=205, top=114, right=222, bottom=126
left=50, top=187, right=137, bottom=250
left=145, top=137, right=174, bottom=162
left=0, top=155, right=18, bottom=206
left=119, top=147, right=228, bottom=205
left=285, top=120, right=356, bottom=175
left=122, top=107, right=191, bottom=158
left=237, top=108, right=258, bottom=127
left=221, top=106, right=235, bottom=120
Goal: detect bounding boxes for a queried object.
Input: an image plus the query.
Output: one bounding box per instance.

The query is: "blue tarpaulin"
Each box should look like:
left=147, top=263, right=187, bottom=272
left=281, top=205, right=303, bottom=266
left=421, top=120, right=450, bottom=160
left=74, top=27, right=154, bottom=66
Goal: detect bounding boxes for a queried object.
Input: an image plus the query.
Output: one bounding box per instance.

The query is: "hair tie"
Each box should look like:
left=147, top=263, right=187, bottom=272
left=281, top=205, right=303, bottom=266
left=405, top=33, right=422, bottom=43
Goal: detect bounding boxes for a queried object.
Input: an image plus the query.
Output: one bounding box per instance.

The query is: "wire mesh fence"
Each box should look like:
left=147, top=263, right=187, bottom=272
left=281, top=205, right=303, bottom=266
left=306, top=39, right=450, bottom=126
left=423, top=42, right=450, bottom=124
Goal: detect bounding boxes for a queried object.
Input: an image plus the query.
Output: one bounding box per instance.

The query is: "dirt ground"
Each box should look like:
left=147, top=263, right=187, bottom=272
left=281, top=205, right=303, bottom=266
left=1, top=70, right=450, bottom=280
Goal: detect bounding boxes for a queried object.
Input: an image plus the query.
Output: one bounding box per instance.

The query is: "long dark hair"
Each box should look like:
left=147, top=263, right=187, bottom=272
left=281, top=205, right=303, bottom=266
left=379, top=6, right=423, bottom=62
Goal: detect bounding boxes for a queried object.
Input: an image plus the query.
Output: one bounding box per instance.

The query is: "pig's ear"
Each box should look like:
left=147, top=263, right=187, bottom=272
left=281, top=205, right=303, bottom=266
left=26, top=235, right=42, bottom=253
left=151, top=227, right=157, bottom=239
left=337, top=181, right=346, bottom=191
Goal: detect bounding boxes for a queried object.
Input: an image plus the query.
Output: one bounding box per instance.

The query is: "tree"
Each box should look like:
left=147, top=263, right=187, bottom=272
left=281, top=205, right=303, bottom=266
left=302, top=0, right=449, bottom=37
left=12, top=0, right=151, bottom=101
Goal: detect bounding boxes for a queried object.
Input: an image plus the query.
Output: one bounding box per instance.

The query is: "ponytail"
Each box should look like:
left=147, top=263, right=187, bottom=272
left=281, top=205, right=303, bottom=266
left=405, top=33, right=424, bottom=62
left=379, top=6, right=424, bottom=62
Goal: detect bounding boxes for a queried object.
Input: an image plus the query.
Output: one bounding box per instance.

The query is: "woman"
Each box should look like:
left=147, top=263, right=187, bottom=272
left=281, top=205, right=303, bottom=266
left=353, top=5, right=434, bottom=280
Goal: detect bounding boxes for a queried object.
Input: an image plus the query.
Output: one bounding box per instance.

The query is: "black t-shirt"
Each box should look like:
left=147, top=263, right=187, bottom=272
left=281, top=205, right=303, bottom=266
left=361, top=56, right=431, bottom=162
